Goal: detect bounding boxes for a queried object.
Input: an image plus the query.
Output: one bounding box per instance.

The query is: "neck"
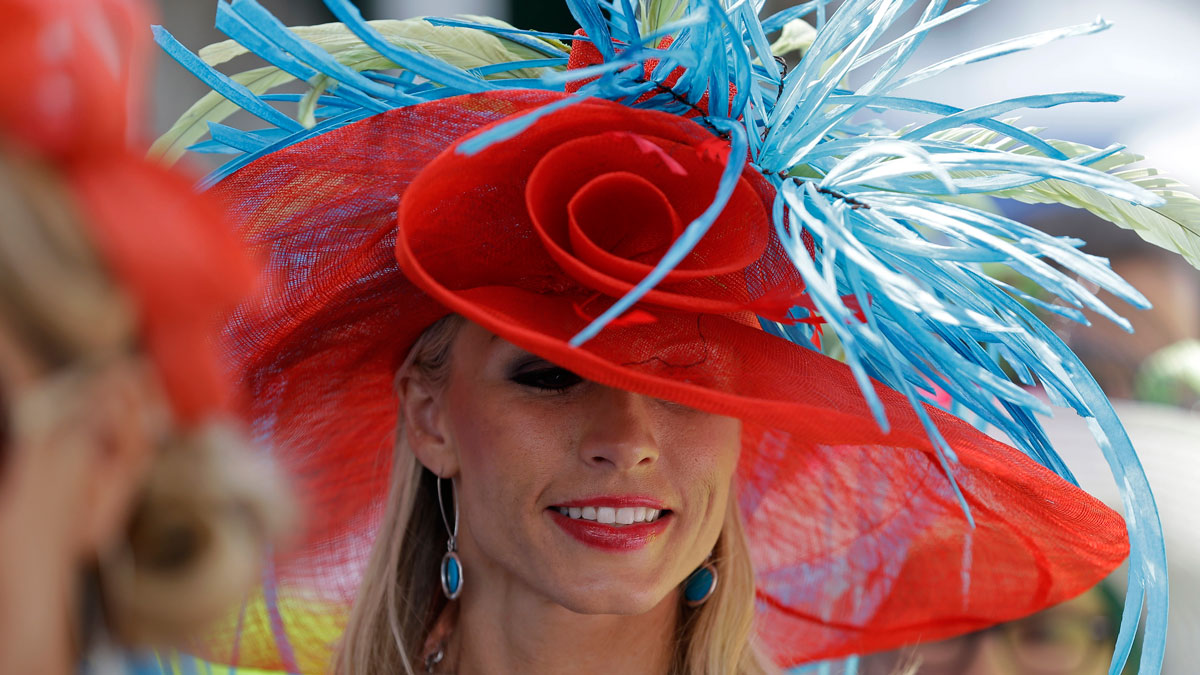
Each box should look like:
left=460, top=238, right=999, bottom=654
left=442, top=585, right=681, bottom=675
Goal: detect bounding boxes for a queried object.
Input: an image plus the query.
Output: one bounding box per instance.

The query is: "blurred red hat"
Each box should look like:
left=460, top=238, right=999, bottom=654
left=0, top=0, right=257, bottom=424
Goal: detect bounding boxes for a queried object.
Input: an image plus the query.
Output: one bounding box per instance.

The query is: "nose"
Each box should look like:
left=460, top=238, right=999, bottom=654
left=578, top=388, right=660, bottom=471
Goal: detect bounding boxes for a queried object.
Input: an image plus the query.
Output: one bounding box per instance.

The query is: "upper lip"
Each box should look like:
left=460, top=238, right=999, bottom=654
left=550, top=495, right=670, bottom=510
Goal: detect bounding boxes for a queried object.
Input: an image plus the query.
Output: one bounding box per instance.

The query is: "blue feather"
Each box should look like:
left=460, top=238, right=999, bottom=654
left=888, top=17, right=1112, bottom=91
left=761, top=1, right=835, bottom=34
left=214, top=2, right=317, bottom=82
left=469, top=58, right=569, bottom=76
left=899, top=92, right=1122, bottom=149
left=152, top=25, right=303, bottom=132
left=205, top=122, right=281, bottom=153
left=323, top=0, right=499, bottom=93
left=227, top=0, right=415, bottom=108
left=262, top=553, right=299, bottom=675
left=177, top=654, right=199, bottom=675
left=565, top=0, right=616, bottom=59
left=215, top=2, right=395, bottom=115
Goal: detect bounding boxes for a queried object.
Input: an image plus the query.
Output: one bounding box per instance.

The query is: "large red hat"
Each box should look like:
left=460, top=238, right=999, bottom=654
left=204, top=89, right=1127, bottom=670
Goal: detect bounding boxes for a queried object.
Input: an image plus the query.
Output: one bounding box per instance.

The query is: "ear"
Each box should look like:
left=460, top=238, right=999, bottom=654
left=75, top=358, right=163, bottom=559
left=398, top=369, right=459, bottom=479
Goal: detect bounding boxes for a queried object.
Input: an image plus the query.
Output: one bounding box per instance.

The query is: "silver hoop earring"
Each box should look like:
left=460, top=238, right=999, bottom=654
left=683, top=554, right=717, bottom=607
left=437, top=476, right=463, bottom=600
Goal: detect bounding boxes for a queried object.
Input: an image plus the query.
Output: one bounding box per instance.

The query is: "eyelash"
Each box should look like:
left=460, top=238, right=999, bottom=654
left=510, top=366, right=584, bottom=392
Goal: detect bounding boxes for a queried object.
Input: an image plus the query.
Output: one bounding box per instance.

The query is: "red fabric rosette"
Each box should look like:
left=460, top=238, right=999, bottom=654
left=397, top=95, right=803, bottom=327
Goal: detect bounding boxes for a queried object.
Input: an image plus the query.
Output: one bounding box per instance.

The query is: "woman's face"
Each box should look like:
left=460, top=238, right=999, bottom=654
left=411, top=321, right=742, bottom=615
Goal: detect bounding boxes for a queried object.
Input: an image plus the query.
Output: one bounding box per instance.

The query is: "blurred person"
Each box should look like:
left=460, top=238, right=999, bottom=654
left=859, top=581, right=1130, bottom=675
left=0, top=0, right=293, bottom=673
left=859, top=395, right=1200, bottom=674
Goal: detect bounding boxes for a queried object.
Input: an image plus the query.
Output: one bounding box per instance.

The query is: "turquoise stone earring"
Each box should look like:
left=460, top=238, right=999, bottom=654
left=437, top=476, right=463, bottom=600
left=683, top=556, right=718, bottom=607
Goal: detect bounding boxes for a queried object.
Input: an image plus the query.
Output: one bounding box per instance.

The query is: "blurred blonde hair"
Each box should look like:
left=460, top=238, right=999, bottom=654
left=336, top=315, right=778, bottom=675
left=0, top=145, right=293, bottom=646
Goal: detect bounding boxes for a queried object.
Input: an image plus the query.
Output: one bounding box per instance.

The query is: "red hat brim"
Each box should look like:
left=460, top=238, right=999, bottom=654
left=210, top=90, right=1126, bottom=670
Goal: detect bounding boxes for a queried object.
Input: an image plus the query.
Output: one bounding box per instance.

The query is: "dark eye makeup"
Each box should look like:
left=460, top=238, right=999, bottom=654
left=508, top=358, right=584, bottom=392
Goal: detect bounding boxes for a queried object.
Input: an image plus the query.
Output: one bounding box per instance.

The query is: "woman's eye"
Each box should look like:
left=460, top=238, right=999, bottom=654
left=510, top=366, right=583, bottom=392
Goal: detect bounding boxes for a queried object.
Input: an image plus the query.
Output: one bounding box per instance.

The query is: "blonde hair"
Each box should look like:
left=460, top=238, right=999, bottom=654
left=0, top=145, right=134, bottom=366
left=0, top=145, right=293, bottom=646
left=336, top=315, right=778, bottom=675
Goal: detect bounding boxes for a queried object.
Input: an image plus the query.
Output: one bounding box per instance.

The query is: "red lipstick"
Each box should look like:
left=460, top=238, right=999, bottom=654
left=547, top=496, right=672, bottom=551
left=554, top=496, right=667, bottom=509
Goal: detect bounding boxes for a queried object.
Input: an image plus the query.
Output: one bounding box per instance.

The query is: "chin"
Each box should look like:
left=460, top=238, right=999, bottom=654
left=543, top=576, right=676, bottom=616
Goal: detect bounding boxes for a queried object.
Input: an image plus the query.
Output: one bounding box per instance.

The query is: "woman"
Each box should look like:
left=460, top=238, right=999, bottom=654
left=860, top=580, right=1130, bottom=675
left=0, top=0, right=292, bottom=671
left=156, top=0, right=1188, bottom=672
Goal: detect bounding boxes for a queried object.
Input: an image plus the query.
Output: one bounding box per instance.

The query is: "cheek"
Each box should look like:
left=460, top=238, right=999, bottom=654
left=667, top=413, right=742, bottom=484
left=444, top=391, right=575, bottom=539
left=451, top=396, right=571, bottom=481
left=662, top=412, right=741, bottom=542
left=714, top=417, right=743, bottom=475
left=707, top=419, right=742, bottom=522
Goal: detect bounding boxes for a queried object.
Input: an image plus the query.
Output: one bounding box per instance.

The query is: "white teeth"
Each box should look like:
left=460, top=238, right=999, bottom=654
left=555, top=506, right=667, bottom=525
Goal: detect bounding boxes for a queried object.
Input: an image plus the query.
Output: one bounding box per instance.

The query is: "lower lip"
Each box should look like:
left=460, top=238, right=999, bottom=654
left=548, top=510, right=671, bottom=551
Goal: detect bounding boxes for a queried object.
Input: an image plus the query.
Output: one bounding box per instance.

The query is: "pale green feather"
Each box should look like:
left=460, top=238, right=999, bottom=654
left=925, top=125, right=1200, bottom=270
left=771, top=18, right=817, bottom=58
left=638, top=0, right=689, bottom=39
left=151, top=19, right=567, bottom=165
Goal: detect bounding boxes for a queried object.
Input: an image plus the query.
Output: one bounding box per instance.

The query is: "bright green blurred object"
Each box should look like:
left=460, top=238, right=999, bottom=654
left=1135, top=339, right=1200, bottom=408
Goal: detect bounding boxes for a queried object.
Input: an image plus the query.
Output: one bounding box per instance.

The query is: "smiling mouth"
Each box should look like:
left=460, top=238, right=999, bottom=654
left=547, top=504, right=674, bottom=551
left=551, top=506, right=669, bottom=526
